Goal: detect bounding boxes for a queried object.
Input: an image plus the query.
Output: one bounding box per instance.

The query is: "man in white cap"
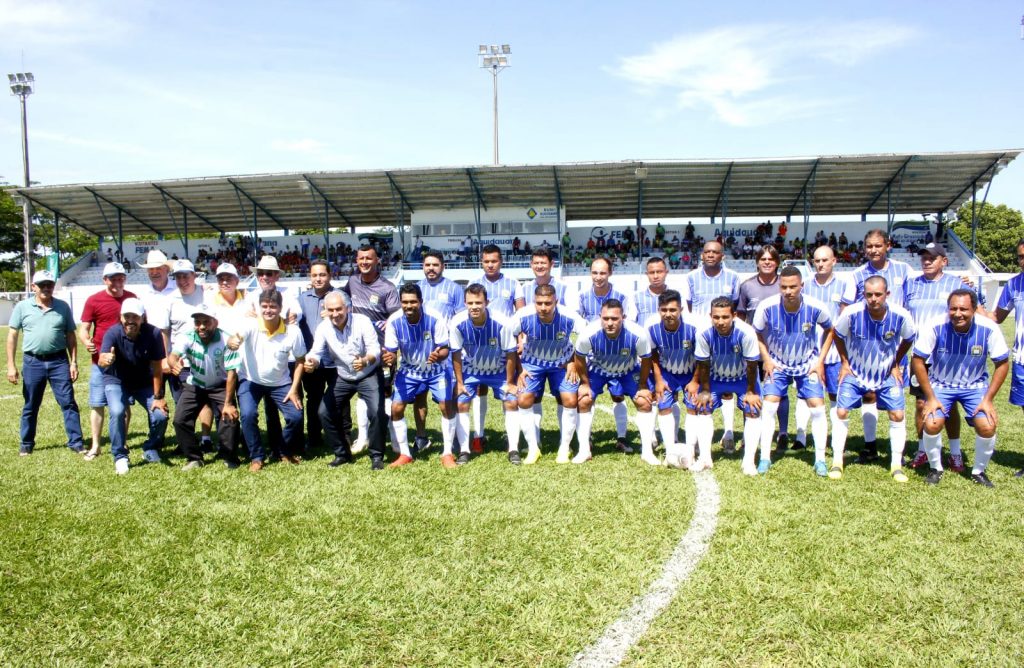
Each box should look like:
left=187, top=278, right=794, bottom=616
left=77, top=262, right=138, bottom=460
left=7, top=270, right=85, bottom=456
left=98, top=297, right=169, bottom=474
left=244, top=255, right=301, bottom=322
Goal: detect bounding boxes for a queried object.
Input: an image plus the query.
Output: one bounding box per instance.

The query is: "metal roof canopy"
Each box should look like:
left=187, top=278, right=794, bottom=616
left=8, top=150, right=1019, bottom=239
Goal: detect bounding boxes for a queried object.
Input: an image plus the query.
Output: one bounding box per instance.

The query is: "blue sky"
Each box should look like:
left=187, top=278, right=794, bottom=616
left=1, top=0, right=1022, bottom=215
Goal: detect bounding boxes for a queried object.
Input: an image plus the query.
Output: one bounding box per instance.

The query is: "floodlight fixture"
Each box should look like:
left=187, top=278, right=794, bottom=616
left=479, top=44, right=487, bottom=54
left=478, top=43, right=512, bottom=165
left=501, top=44, right=510, bottom=54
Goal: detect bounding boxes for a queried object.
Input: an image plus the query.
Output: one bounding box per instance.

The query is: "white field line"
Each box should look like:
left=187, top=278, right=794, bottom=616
left=572, top=405, right=720, bottom=668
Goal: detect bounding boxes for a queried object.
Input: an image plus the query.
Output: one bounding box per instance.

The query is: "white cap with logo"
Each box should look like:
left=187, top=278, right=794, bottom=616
left=102, top=262, right=127, bottom=278
left=121, top=297, right=146, bottom=316
left=32, top=270, right=55, bottom=285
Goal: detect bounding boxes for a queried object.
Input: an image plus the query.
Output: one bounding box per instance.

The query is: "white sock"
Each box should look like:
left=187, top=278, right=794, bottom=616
left=697, top=414, right=714, bottom=463
left=519, top=407, right=540, bottom=455
left=722, top=397, right=736, bottom=439
left=658, top=412, right=678, bottom=457
left=672, top=404, right=681, bottom=441
left=356, top=397, right=369, bottom=442
left=889, top=419, right=906, bottom=469
left=557, top=403, right=564, bottom=428
left=385, top=399, right=398, bottom=452
left=972, top=435, right=995, bottom=474
left=440, top=415, right=456, bottom=456
left=862, top=402, right=878, bottom=443
left=613, top=401, right=628, bottom=438
left=504, top=409, right=521, bottom=452
left=456, top=412, right=471, bottom=453
left=479, top=396, right=489, bottom=437
left=533, top=403, right=543, bottom=440
left=742, top=416, right=762, bottom=468
left=471, top=396, right=482, bottom=438
left=831, top=416, right=849, bottom=468
left=948, top=438, right=962, bottom=456
left=636, top=410, right=657, bottom=457
left=392, top=418, right=410, bottom=458
left=759, top=401, right=780, bottom=462
left=809, top=405, right=828, bottom=463
left=577, top=410, right=594, bottom=456
left=923, top=432, right=943, bottom=471
left=682, top=413, right=697, bottom=463
left=795, top=399, right=810, bottom=445
left=558, top=407, right=578, bottom=457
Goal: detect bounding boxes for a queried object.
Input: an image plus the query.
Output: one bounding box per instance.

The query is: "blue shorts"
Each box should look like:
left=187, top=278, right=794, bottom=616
left=762, top=369, right=824, bottom=401
left=649, top=369, right=694, bottom=410
left=392, top=368, right=453, bottom=404
left=521, top=364, right=579, bottom=398
left=1010, top=362, right=1024, bottom=407
left=928, top=387, right=990, bottom=426
left=685, top=378, right=761, bottom=416
left=89, top=363, right=107, bottom=408
left=458, top=372, right=513, bottom=403
left=837, top=375, right=905, bottom=412
left=590, top=370, right=641, bottom=399
left=824, top=362, right=841, bottom=397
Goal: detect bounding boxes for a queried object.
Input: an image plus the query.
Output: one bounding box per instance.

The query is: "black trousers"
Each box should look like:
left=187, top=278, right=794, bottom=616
left=172, top=383, right=239, bottom=463
left=320, top=367, right=385, bottom=460
left=301, top=366, right=335, bottom=451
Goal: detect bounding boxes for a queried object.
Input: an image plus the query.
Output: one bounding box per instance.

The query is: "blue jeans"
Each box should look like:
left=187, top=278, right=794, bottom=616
left=238, top=379, right=303, bottom=462
left=104, top=384, right=168, bottom=461
left=20, top=354, right=84, bottom=452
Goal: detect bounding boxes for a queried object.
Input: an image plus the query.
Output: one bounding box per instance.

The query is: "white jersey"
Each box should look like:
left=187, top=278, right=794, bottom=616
left=801, top=274, right=854, bottom=365
left=695, top=319, right=760, bottom=383
left=575, top=319, right=652, bottom=378
left=686, top=266, right=740, bottom=315
left=913, top=316, right=1008, bottom=390
left=752, top=295, right=832, bottom=375
left=833, top=302, right=916, bottom=390
left=449, top=311, right=517, bottom=377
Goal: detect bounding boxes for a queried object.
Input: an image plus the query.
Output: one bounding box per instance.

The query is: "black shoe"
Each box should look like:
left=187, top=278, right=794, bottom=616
left=508, top=450, right=522, bottom=465
left=791, top=438, right=806, bottom=451
left=971, top=472, right=994, bottom=488
left=856, top=448, right=879, bottom=464
left=1015, top=468, right=1024, bottom=478
left=925, top=468, right=943, bottom=485
left=370, top=458, right=385, bottom=471
left=224, top=459, right=241, bottom=470
left=456, top=451, right=471, bottom=466
left=328, top=456, right=352, bottom=467
left=615, top=437, right=634, bottom=454
left=201, top=437, right=215, bottom=454
left=774, top=433, right=789, bottom=457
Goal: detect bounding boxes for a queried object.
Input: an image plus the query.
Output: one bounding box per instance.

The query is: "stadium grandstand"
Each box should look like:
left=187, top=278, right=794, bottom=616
left=3, top=150, right=1019, bottom=321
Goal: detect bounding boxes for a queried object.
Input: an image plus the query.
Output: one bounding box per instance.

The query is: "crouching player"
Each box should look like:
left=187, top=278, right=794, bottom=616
left=575, top=299, right=659, bottom=465
left=913, top=289, right=1008, bottom=486
left=450, top=284, right=521, bottom=465
left=752, top=267, right=833, bottom=476
left=829, top=276, right=915, bottom=482
left=645, top=290, right=705, bottom=470
left=694, top=297, right=763, bottom=475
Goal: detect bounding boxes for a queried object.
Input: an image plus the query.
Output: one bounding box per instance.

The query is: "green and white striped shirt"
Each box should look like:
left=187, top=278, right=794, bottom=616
left=172, top=329, right=240, bottom=388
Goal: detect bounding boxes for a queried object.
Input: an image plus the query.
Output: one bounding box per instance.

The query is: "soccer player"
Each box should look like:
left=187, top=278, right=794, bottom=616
left=693, top=297, right=763, bottom=475
left=686, top=241, right=742, bottom=453
left=523, top=247, right=575, bottom=309
left=513, top=284, right=585, bottom=464
left=830, top=276, right=916, bottom=482
left=913, top=289, right=1008, bottom=486
left=645, top=290, right=704, bottom=470
left=992, top=238, right=1024, bottom=478
left=575, top=299, right=660, bottom=465
left=752, top=267, right=832, bottom=476
left=450, top=284, right=521, bottom=465
left=381, top=284, right=456, bottom=467
left=577, top=256, right=632, bottom=453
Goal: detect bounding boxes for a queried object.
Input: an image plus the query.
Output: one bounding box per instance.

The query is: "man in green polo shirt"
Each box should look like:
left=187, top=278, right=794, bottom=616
left=6, top=270, right=85, bottom=456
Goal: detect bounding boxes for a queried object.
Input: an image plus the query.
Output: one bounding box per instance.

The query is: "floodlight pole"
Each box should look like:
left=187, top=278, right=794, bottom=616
left=9, top=73, right=34, bottom=293
left=479, top=45, right=510, bottom=165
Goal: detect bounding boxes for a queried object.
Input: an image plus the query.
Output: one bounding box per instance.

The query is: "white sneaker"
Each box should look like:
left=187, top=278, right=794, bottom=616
left=641, top=452, right=662, bottom=467
left=664, top=454, right=681, bottom=469
left=350, top=438, right=368, bottom=455
left=571, top=451, right=592, bottom=464
left=555, top=450, right=571, bottom=464
left=741, top=461, right=757, bottom=476
left=114, top=458, right=129, bottom=475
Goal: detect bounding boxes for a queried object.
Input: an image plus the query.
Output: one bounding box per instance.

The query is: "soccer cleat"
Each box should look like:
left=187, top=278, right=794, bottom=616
left=413, top=436, right=431, bottom=454
left=523, top=449, right=541, bottom=465
left=555, top=450, right=571, bottom=464
left=615, top=437, right=634, bottom=454
left=971, top=472, right=994, bottom=488
left=388, top=454, right=414, bottom=468
left=507, top=450, right=521, bottom=466
left=813, top=461, right=828, bottom=477
left=350, top=438, right=368, bottom=455
left=641, top=452, right=662, bottom=467
left=908, top=451, right=929, bottom=469
left=792, top=435, right=807, bottom=450
left=471, top=437, right=486, bottom=454
left=757, top=459, right=771, bottom=475
left=663, top=454, right=681, bottom=469
left=774, top=433, right=789, bottom=456
left=457, top=452, right=471, bottom=466
left=741, top=462, right=758, bottom=477
left=856, top=447, right=879, bottom=464
left=925, top=468, right=943, bottom=485
left=947, top=453, right=965, bottom=473
left=891, top=468, right=909, bottom=484
left=440, top=454, right=457, bottom=469
left=1016, top=468, right=1024, bottom=478
left=114, top=458, right=129, bottom=475
left=828, top=466, right=843, bottom=480
left=721, top=437, right=736, bottom=456
left=571, top=451, right=592, bottom=464
left=181, top=460, right=204, bottom=471
left=141, top=449, right=162, bottom=464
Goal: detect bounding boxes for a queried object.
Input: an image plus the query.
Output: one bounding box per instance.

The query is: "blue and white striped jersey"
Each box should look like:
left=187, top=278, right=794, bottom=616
left=627, top=286, right=690, bottom=323
left=686, top=266, right=740, bottom=315
left=802, top=274, right=854, bottom=365
left=522, top=277, right=576, bottom=311
left=752, top=295, right=832, bottom=375
left=473, top=273, right=524, bottom=318
left=448, top=311, right=517, bottom=377
left=997, top=273, right=1024, bottom=364
left=904, top=273, right=983, bottom=329
left=575, top=319, right=652, bottom=378
left=833, top=302, right=916, bottom=390
left=644, top=312, right=705, bottom=377
left=577, top=285, right=628, bottom=323
left=418, top=277, right=466, bottom=321
left=383, top=307, right=450, bottom=380
left=513, top=305, right=584, bottom=368
left=914, top=317, right=1008, bottom=390
left=844, top=259, right=913, bottom=308
left=694, top=319, right=760, bottom=383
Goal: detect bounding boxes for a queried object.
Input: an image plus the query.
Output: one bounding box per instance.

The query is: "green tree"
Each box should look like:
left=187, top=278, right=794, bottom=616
left=951, top=202, right=1024, bottom=272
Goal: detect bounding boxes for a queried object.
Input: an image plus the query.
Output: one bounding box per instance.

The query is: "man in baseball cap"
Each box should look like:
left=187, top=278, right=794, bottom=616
left=140, top=250, right=175, bottom=297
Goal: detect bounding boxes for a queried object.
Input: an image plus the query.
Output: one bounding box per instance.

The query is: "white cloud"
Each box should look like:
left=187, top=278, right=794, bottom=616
left=611, top=21, right=920, bottom=127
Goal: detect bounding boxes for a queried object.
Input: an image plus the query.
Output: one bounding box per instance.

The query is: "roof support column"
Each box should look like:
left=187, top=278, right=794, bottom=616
left=117, top=210, right=124, bottom=263
left=711, top=163, right=734, bottom=234
left=54, top=214, right=61, bottom=278
left=636, top=178, right=644, bottom=261
left=552, top=167, right=563, bottom=265
left=182, top=209, right=189, bottom=259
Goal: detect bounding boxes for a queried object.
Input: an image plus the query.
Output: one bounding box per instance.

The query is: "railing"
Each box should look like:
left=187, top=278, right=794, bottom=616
left=945, top=229, right=992, bottom=273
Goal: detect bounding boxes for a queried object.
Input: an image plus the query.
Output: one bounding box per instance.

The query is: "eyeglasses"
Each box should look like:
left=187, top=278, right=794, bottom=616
left=256, top=271, right=276, bottom=277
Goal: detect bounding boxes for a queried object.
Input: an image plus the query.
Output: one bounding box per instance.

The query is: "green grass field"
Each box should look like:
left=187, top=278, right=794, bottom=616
left=2, top=324, right=1024, bottom=666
